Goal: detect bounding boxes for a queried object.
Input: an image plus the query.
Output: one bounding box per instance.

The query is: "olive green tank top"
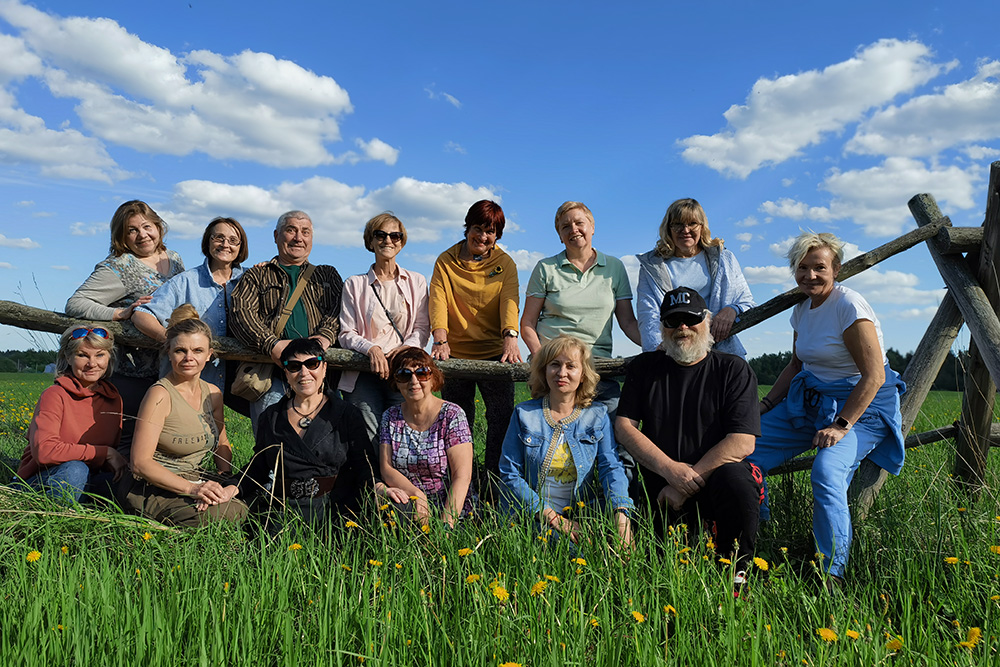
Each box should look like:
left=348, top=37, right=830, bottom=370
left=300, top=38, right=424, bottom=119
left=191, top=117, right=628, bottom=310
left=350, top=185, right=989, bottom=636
left=152, top=378, right=218, bottom=476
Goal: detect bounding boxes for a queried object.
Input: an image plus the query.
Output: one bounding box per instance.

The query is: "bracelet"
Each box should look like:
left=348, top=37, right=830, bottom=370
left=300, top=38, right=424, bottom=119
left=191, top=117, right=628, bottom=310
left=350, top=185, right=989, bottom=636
left=433, top=340, right=448, bottom=346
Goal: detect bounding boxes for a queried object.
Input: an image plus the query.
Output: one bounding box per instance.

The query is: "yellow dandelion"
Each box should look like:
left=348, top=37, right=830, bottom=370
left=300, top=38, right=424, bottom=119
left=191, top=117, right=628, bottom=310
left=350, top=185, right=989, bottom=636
left=885, top=635, right=903, bottom=651
left=992, top=595, right=1000, bottom=601
left=341, top=564, right=352, bottom=571
left=499, top=663, right=522, bottom=667
left=575, top=568, right=583, bottom=574
left=458, top=548, right=473, bottom=557
left=60, top=546, right=68, bottom=555
left=577, top=501, right=585, bottom=508
left=780, top=546, right=788, bottom=553
left=706, top=537, right=715, bottom=549
left=753, top=557, right=769, bottom=571
left=631, top=611, right=645, bottom=623
left=26, top=550, right=41, bottom=563
left=345, top=520, right=360, bottom=529
left=958, top=627, right=982, bottom=649
left=368, top=560, right=382, bottom=567
left=492, top=585, right=510, bottom=602
left=679, top=558, right=689, bottom=564
left=379, top=504, right=389, bottom=511
left=957, top=507, right=967, bottom=512
left=421, top=524, right=431, bottom=534
left=530, top=581, right=548, bottom=597
left=765, top=624, right=771, bottom=632
left=589, top=618, right=599, bottom=628
left=544, top=574, right=560, bottom=582
left=944, top=556, right=959, bottom=565
left=537, top=536, right=547, bottom=543
left=718, top=557, right=732, bottom=565
left=572, top=557, right=587, bottom=566
left=816, top=627, right=838, bottom=643
left=223, top=582, right=230, bottom=592
left=395, top=563, right=402, bottom=570
left=664, top=605, right=677, bottom=616
left=142, top=532, right=152, bottom=541
left=990, top=546, right=1000, bottom=555
left=466, top=574, right=481, bottom=584
left=409, top=495, right=418, bottom=501
left=846, top=629, right=860, bottom=640
left=135, top=569, right=141, bottom=577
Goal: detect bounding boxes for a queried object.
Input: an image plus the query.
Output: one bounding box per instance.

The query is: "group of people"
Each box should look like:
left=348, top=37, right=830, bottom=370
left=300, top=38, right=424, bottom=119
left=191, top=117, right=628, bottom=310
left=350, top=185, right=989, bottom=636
left=13, top=196, right=905, bottom=586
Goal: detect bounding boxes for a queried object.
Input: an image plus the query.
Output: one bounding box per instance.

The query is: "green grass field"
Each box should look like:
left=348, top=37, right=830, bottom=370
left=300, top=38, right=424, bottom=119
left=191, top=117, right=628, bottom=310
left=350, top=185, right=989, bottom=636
left=2, top=372, right=999, bottom=666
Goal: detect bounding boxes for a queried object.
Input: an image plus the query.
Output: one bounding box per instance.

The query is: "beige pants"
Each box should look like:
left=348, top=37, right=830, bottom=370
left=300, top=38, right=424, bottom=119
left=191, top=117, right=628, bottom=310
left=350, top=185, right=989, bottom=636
left=122, top=471, right=248, bottom=528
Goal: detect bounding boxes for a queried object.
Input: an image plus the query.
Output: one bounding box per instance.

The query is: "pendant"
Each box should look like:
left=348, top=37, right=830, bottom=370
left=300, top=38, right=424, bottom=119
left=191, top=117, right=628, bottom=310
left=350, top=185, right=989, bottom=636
left=299, top=416, right=312, bottom=428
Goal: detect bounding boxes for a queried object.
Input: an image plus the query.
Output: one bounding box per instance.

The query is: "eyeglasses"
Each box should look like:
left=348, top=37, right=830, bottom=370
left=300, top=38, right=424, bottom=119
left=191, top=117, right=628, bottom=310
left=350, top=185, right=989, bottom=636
left=670, top=222, right=700, bottom=232
left=661, top=313, right=705, bottom=329
left=394, top=366, right=433, bottom=383
left=373, top=230, right=404, bottom=243
left=70, top=327, right=110, bottom=340
left=283, top=356, right=323, bottom=373
left=210, top=233, right=242, bottom=246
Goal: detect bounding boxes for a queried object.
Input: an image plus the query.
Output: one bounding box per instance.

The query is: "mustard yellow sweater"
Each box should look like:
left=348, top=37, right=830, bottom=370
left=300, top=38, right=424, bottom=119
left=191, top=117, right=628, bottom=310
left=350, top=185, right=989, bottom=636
left=429, top=242, right=520, bottom=360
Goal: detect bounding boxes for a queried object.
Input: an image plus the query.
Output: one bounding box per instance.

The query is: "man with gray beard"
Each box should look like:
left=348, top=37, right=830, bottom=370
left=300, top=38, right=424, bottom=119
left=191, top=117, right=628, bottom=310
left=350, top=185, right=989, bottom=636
left=615, top=287, right=763, bottom=571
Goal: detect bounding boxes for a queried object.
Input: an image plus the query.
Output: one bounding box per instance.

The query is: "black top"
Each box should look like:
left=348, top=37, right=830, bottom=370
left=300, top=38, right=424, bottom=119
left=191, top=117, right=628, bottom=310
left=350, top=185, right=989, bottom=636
left=618, top=349, right=760, bottom=494
left=246, top=390, right=379, bottom=514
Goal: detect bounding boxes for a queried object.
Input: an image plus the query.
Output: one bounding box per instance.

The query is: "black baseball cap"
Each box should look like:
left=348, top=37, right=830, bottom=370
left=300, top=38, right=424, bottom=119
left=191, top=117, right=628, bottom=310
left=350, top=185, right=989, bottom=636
left=659, top=287, right=708, bottom=326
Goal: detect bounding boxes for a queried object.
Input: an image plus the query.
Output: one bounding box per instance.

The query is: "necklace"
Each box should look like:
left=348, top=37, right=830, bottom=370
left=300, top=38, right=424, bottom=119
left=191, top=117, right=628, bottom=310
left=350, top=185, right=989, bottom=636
left=291, top=398, right=323, bottom=428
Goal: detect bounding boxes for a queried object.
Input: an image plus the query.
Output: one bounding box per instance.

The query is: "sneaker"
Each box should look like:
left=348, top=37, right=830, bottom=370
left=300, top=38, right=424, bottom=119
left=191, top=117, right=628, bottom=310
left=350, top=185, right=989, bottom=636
left=733, top=570, right=748, bottom=599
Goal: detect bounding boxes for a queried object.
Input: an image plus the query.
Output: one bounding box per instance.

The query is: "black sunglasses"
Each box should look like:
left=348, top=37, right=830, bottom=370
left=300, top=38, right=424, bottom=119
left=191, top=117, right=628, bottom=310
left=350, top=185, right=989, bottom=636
left=373, top=230, right=404, bottom=242
left=661, top=313, right=706, bottom=329
left=394, top=366, right=433, bottom=383
left=283, top=356, right=323, bottom=373
left=71, top=327, right=110, bottom=340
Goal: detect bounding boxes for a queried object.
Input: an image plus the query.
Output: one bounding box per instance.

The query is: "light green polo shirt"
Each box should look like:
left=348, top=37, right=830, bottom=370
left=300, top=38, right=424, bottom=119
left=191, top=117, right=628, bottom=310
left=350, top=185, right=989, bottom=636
left=525, top=250, right=632, bottom=358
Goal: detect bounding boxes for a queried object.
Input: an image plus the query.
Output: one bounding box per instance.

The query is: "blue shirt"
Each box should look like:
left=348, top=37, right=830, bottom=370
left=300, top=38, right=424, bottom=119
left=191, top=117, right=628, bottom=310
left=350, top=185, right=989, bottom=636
left=137, top=259, right=245, bottom=389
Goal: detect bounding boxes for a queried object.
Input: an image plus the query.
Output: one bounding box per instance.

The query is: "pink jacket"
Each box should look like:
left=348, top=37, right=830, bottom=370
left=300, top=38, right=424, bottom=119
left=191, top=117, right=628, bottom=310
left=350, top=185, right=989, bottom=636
left=18, top=375, right=123, bottom=480
left=338, top=265, right=431, bottom=392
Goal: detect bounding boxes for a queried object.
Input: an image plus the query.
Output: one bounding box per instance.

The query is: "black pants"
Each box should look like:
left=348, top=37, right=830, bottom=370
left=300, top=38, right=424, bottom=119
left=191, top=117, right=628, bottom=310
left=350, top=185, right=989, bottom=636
left=645, top=461, right=763, bottom=565
left=441, top=362, right=514, bottom=478
left=108, top=373, right=157, bottom=461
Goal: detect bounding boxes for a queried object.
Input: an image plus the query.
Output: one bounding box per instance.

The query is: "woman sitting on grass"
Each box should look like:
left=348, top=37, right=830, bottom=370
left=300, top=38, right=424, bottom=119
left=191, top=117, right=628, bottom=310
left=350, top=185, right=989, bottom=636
left=123, top=305, right=247, bottom=527
left=499, top=334, right=633, bottom=547
left=15, top=324, right=127, bottom=504
left=376, top=346, right=475, bottom=529
left=245, top=337, right=378, bottom=527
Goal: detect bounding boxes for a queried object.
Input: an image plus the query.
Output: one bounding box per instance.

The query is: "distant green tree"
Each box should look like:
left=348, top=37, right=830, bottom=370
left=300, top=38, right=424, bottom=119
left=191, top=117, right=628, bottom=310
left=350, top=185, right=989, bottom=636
left=748, top=351, right=793, bottom=385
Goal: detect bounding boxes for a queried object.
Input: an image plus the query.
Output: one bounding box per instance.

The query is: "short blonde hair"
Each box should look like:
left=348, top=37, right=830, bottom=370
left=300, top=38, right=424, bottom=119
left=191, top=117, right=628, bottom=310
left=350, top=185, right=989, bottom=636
left=554, top=201, right=595, bottom=233
left=56, top=324, right=116, bottom=378
left=654, top=198, right=723, bottom=259
left=363, top=212, right=408, bottom=252
left=786, top=231, right=844, bottom=271
left=527, top=335, right=600, bottom=408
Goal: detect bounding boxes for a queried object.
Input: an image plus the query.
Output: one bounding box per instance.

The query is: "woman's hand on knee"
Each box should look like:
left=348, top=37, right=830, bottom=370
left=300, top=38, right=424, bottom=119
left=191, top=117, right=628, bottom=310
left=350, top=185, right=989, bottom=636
left=813, top=424, right=849, bottom=449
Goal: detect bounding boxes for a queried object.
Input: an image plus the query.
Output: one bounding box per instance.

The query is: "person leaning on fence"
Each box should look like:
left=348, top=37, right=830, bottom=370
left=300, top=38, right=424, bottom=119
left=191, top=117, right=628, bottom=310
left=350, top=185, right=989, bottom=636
left=338, top=212, right=430, bottom=444
left=14, top=324, right=127, bottom=504
left=749, top=231, right=905, bottom=587
left=132, top=216, right=251, bottom=417
left=615, top=287, right=762, bottom=574
left=65, top=200, right=185, bottom=461
left=243, top=338, right=379, bottom=529
left=428, top=200, right=521, bottom=485
left=498, top=334, right=634, bottom=548
left=123, top=306, right=247, bottom=527
left=229, top=210, right=344, bottom=432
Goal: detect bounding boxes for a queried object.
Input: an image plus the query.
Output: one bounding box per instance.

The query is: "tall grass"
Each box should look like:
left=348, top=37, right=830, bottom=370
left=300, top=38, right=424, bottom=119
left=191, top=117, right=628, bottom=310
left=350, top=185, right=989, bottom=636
left=2, top=373, right=999, bottom=665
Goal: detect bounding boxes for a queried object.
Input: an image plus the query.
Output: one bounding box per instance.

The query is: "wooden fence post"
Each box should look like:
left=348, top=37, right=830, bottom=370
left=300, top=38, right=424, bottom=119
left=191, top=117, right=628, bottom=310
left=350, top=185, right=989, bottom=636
left=954, top=161, right=1000, bottom=489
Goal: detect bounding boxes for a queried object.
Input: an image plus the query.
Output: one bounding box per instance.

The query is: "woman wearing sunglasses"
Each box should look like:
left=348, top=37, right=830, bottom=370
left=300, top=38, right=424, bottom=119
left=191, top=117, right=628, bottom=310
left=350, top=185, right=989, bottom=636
left=123, top=306, right=247, bottom=527
left=245, top=338, right=378, bottom=526
left=15, top=325, right=127, bottom=503
left=375, top=347, right=475, bottom=528
left=499, top=335, right=633, bottom=547
left=338, top=213, right=430, bottom=442
left=133, top=217, right=250, bottom=416
left=66, top=200, right=185, bottom=460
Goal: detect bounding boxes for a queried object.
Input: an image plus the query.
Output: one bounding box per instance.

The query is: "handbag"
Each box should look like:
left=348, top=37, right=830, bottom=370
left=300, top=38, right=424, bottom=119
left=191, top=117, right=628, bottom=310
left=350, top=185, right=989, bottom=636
left=232, top=265, right=317, bottom=402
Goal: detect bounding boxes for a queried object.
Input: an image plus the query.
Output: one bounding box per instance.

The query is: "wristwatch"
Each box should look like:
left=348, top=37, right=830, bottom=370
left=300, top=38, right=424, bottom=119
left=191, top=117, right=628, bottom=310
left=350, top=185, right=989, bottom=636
left=833, top=415, right=851, bottom=429
left=503, top=329, right=518, bottom=339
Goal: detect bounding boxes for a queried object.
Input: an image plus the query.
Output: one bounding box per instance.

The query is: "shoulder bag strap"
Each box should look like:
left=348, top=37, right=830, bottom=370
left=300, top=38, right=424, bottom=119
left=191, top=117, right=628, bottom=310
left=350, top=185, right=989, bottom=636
left=369, top=280, right=406, bottom=344
left=274, top=264, right=316, bottom=335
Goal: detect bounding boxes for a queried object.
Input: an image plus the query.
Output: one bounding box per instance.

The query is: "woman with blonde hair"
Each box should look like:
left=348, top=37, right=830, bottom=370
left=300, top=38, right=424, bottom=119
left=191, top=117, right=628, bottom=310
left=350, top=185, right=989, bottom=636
left=636, top=198, right=754, bottom=357
left=123, top=305, right=247, bottom=527
left=15, top=324, right=126, bottom=503
left=499, top=334, right=633, bottom=546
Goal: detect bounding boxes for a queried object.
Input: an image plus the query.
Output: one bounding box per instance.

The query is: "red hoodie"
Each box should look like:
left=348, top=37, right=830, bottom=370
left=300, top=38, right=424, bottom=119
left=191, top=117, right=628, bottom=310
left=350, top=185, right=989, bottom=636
left=17, top=375, right=123, bottom=480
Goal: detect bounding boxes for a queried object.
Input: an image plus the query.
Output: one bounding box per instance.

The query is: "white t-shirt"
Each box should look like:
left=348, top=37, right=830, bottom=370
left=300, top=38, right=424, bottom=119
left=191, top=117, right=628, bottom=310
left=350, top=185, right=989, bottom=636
left=791, top=284, right=887, bottom=383
left=665, top=253, right=711, bottom=300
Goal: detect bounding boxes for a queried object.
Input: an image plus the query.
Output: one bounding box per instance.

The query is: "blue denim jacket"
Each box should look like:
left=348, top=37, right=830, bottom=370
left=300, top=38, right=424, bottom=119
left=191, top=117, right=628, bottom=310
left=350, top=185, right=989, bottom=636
left=498, top=397, right=634, bottom=516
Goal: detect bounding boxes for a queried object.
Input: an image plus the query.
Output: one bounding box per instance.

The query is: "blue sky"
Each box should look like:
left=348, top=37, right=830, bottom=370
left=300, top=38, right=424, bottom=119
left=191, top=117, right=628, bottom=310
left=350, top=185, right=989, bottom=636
left=1, top=0, right=999, bottom=359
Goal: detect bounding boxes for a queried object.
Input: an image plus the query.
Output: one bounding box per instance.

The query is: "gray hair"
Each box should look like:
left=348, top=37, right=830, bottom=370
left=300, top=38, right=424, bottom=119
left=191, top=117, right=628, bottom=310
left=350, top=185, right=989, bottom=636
left=276, top=210, right=312, bottom=233
left=786, top=231, right=844, bottom=271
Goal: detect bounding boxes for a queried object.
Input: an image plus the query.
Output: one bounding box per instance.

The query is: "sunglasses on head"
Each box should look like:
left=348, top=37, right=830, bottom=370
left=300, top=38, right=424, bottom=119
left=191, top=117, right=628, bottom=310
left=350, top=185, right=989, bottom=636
left=70, top=327, right=110, bottom=340
left=373, top=230, right=404, bottom=242
left=661, top=312, right=706, bottom=329
left=394, top=366, right=432, bottom=382
left=283, top=356, right=323, bottom=373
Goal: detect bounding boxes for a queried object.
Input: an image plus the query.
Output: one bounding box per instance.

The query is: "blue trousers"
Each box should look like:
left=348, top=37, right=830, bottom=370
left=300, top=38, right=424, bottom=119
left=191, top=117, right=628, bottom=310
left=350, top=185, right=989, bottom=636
left=749, top=400, right=888, bottom=578
left=19, top=460, right=91, bottom=504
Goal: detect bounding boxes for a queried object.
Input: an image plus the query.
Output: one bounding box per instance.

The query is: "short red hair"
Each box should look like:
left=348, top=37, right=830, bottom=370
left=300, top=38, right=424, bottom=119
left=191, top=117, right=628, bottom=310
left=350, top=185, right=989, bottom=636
left=464, top=200, right=506, bottom=239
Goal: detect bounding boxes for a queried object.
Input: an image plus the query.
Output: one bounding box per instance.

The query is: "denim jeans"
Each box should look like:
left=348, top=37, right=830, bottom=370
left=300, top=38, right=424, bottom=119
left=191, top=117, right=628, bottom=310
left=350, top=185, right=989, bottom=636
left=20, top=460, right=91, bottom=504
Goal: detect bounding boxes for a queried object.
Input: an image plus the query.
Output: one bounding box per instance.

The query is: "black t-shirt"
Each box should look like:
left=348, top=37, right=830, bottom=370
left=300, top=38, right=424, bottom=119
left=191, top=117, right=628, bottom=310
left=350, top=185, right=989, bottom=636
left=617, top=350, right=760, bottom=490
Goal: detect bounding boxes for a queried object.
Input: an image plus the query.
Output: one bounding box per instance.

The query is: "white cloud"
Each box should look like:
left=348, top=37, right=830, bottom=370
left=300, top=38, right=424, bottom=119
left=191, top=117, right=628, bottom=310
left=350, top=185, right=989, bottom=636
left=842, top=268, right=945, bottom=305
left=425, top=85, right=462, bottom=109
left=679, top=39, right=953, bottom=178
left=781, top=178, right=795, bottom=187
left=445, top=141, right=467, bottom=154
left=0, top=2, right=378, bottom=170
left=70, top=221, right=104, bottom=236
left=735, top=216, right=759, bottom=228
left=743, top=265, right=791, bottom=284
left=741, top=244, right=751, bottom=252
left=760, top=198, right=836, bottom=222
left=503, top=248, right=546, bottom=272
left=847, top=60, right=1000, bottom=158
left=962, top=145, right=1000, bottom=160
left=735, top=232, right=753, bottom=242
left=14, top=199, right=33, bottom=206
left=164, top=175, right=500, bottom=247
left=621, top=254, right=640, bottom=292
left=31, top=210, right=54, bottom=217
left=895, top=305, right=942, bottom=320
left=355, top=138, right=399, bottom=165
left=0, top=261, right=14, bottom=269
left=50, top=265, right=70, bottom=270
left=0, top=233, right=40, bottom=248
